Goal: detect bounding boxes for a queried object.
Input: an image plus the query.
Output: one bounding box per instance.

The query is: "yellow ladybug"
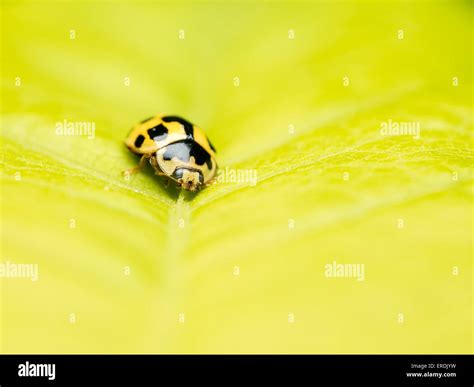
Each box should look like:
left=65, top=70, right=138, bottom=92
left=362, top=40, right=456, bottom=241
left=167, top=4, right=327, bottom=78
left=124, top=115, right=218, bottom=192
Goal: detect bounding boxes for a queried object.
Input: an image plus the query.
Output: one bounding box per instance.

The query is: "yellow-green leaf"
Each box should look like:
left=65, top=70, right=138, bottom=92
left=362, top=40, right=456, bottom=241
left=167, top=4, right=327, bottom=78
left=1, top=0, right=472, bottom=353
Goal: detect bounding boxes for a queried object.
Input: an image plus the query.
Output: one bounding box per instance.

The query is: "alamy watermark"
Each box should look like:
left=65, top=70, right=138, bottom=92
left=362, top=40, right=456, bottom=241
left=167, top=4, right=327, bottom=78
left=0, top=261, right=39, bottom=281
left=18, top=361, right=55, bottom=381
left=324, top=260, right=365, bottom=282
left=55, top=119, right=95, bottom=139
left=380, top=119, right=420, bottom=139
left=216, top=167, right=257, bottom=186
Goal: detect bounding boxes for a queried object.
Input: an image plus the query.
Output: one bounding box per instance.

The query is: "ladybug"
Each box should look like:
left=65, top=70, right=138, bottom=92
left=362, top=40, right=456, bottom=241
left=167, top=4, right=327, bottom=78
left=124, top=115, right=218, bottom=192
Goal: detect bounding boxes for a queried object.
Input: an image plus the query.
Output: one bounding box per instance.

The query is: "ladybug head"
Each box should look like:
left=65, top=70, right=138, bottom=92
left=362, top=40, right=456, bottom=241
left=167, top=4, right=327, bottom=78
left=172, top=168, right=204, bottom=192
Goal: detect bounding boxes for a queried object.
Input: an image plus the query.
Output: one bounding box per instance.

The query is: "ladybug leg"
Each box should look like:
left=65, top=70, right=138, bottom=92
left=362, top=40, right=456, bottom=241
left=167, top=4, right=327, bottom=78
left=149, top=156, right=167, bottom=177
left=204, top=177, right=218, bottom=188
left=122, top=153, right=152, bottom=177
left=148, top=157, right=170, bottom=188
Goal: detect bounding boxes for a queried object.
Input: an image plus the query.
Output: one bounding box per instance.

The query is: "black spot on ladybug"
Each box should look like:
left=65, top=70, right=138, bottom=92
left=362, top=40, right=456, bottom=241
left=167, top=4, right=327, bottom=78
left=140, top=116, right=154, bottom=124
left=134, top=134, right=145, bottom=148
left=163, top=140, right=212, bottom=169
left=147, top=123, right=168, bottom=142
left=162, top=116, right=194, bottom=140
left=208, top=138, right=217, bottom=153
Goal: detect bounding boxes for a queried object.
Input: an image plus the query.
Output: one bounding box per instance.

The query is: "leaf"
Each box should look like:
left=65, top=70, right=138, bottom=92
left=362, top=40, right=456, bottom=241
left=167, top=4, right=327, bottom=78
left=1, top=1, right=472, bottom=353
